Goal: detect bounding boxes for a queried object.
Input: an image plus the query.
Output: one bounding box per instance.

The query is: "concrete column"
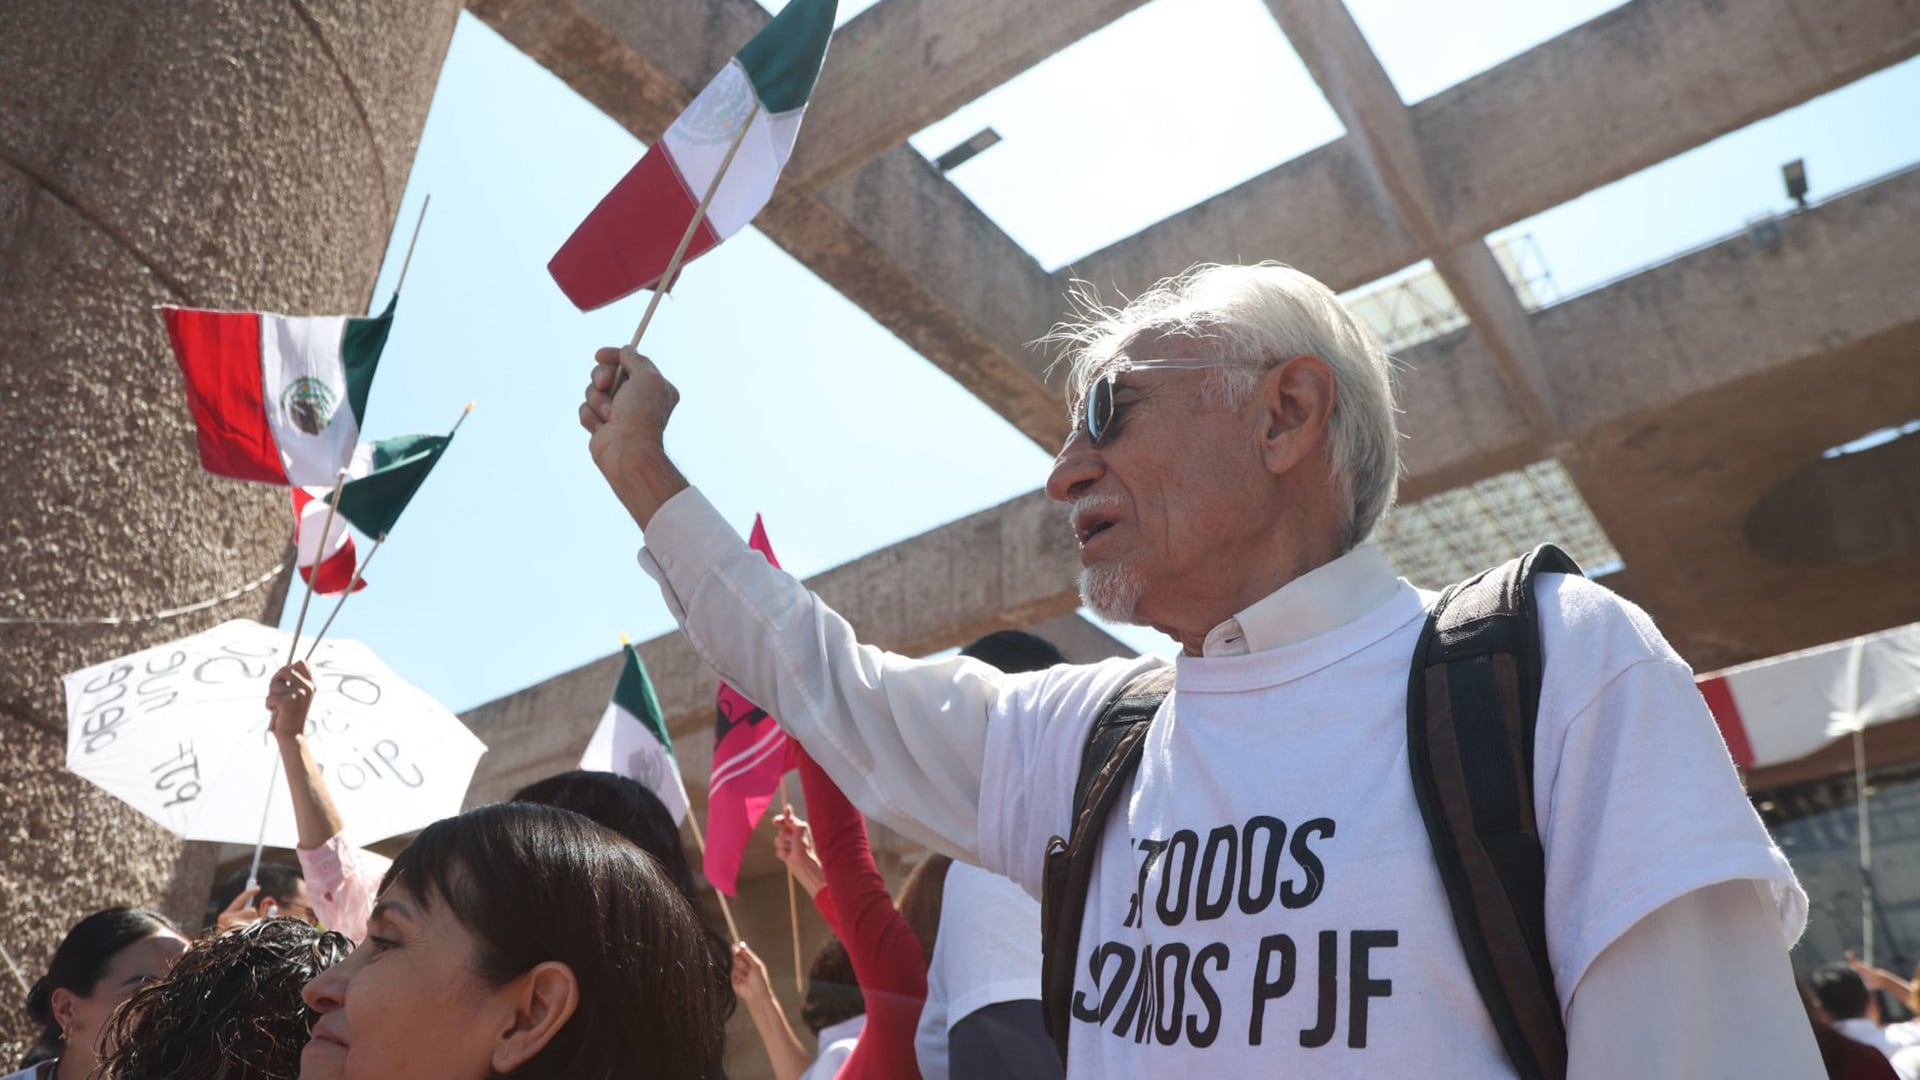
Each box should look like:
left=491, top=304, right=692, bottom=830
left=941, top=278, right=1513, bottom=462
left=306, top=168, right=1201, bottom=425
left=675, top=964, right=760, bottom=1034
left=0, top=0, right=458, bottom=1059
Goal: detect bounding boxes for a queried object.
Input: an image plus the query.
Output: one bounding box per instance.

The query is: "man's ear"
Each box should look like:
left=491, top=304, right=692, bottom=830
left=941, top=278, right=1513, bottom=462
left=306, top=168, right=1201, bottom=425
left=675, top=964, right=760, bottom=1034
left=1256, top=354, right=1337, bottom=477
left=489, top=961, right=579, bottom=1074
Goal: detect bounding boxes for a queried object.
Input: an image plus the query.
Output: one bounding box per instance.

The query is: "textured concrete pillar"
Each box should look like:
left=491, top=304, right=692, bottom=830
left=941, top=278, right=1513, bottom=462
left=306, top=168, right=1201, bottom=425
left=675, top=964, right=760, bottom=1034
left=0, top=0, right=458, bottom=1059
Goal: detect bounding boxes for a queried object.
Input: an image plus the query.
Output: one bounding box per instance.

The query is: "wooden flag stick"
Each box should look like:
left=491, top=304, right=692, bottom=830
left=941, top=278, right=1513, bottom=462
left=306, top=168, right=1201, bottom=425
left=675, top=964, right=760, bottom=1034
left=286, top=472, right=347, bottom=664
left=393, top=194, right=432, bottom=297
left=681, top=805, right=743, bottom=943
left=607, top=101, right=762, bottom=398
left=629, top=102, right=760, bottom=350
left=301, top=533, right=386, bottom=663
left=299, top=401, right=468, bottom=661
left=780, top=775, right=804, bottom=996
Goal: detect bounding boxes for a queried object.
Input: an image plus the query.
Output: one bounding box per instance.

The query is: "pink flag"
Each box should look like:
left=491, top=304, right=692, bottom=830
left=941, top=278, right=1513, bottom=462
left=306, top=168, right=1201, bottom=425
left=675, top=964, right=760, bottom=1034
left=702, top=515, right=793, bottom=896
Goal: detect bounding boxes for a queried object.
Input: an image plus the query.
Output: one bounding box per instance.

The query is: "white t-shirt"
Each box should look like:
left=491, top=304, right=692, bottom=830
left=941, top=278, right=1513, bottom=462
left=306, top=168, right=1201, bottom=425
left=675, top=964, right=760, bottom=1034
left=915, top=862, right=1048, bottom=1080
left=975, top=576, right=1803, bottom=1078
left=799, top=1014, right=864, bottom=1080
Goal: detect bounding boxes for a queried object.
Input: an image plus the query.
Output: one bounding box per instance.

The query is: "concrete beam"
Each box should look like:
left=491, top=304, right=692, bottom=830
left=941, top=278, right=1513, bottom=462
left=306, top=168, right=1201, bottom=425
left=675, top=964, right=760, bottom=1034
left=1394, top=164, right=1920, bottom=504
left=1417, top=0, right=1920, bottom=245
left=1073, top=0, right=1920, bottom=300
left=771, top=148, right=1069, bottom=444
left=1546, top=167, right=1920, bottom=669
left=1027, top=611, right=1139, bottom=663
left=1262, top=0, right=1557, bottom=434
left=778, top=0, right=1153, bottom=197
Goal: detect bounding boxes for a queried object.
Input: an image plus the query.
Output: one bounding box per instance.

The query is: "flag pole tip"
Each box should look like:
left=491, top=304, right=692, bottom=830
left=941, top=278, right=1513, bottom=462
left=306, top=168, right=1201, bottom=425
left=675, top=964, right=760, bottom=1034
left=465, top=400, right=475, bottom=414
left=618, top=632, right=630, bottom=646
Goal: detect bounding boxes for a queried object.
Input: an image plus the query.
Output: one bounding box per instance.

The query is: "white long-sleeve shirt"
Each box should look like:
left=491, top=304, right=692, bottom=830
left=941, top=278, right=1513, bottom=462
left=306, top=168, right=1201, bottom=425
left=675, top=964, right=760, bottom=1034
left=639, top=486, right=1821, bottom=1078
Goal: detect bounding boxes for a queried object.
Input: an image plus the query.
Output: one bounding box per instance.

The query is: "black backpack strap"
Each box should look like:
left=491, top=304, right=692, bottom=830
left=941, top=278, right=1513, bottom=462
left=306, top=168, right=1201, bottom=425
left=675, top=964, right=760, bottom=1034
left=1040, top=666, right=1175, bottom=1063
left=1407, top=543, right=1581, bottom=1080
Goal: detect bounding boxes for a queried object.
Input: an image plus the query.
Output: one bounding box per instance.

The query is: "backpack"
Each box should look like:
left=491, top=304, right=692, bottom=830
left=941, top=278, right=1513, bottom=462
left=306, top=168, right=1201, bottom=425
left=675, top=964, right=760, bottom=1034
left=1039, top=545, right=1580, bottom=1079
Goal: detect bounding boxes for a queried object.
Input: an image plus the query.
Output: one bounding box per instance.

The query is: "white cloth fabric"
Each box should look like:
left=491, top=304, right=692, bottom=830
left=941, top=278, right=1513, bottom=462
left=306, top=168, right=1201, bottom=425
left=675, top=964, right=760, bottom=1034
left=1888, top=1019, right=1920, bottom=1050
left=1837, top=1016, right=1899, bottom=1055
left=915, top=862, right=1047, bottom=1080
left=800, top=1014, right=865, bottom=1080
left=638, top=486, right=1816, bottom=1079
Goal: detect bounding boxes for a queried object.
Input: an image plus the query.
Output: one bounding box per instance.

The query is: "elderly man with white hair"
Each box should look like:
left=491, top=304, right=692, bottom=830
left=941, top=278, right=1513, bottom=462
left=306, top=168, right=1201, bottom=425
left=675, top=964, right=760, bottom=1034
left=579, top=263, right=1819, bottom=1078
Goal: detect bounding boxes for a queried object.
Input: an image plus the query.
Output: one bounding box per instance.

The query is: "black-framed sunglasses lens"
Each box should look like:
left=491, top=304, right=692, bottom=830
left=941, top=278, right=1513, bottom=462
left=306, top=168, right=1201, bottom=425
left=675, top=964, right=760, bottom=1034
left=1083, top=375, right=1115, bottom=445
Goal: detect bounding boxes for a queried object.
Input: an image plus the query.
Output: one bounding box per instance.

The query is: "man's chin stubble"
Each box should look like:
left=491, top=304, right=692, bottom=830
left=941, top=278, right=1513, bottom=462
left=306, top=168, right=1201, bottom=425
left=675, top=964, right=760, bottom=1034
left=1080, top=561, right=1146, bottom=625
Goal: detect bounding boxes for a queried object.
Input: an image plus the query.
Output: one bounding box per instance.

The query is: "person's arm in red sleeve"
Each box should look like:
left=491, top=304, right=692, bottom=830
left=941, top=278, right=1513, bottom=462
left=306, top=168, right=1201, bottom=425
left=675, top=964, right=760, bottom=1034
left=795, top=746, right=927, bottom=1080
left=774, top=809, right=841, bottom=937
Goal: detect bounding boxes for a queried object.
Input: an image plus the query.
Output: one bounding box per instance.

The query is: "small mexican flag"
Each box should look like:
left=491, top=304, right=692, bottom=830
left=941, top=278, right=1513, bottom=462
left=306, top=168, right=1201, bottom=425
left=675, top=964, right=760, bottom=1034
left=162, top=298, right=394, bottom=485
left=331, top=432, right=453, bottom=540
left=579, top=643, right=691, bottom=825
left=291, top=486, right=366, bottom=595
left=547, top=0, right=838, bottom=310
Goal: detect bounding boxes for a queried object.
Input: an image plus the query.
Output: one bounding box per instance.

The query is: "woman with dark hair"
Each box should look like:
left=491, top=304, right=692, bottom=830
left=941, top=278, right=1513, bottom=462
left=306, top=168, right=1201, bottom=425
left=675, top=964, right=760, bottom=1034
left=97, top=919, right=348, bottom=1080
left=297, top=801, right=731, bottom=1080
left=508, top=769, right=699, bottom=903
left=267, top=664, right=703, bottom=942
left=10, top=907, right=187, bottom=1080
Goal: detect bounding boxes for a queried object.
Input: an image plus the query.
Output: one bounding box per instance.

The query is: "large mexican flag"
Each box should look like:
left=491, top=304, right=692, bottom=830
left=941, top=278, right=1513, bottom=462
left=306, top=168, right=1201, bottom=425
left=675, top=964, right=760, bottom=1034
left=162, top=298, right=394, bottom=485
left=579, top=645, right=691, bottom=825
left=548, top=0, right=838, bottom=310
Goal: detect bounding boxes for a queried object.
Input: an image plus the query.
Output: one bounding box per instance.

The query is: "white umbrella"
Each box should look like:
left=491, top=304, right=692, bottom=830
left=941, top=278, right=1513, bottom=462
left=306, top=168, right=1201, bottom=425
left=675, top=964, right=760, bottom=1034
left=64, top=619, right=486, bottom=854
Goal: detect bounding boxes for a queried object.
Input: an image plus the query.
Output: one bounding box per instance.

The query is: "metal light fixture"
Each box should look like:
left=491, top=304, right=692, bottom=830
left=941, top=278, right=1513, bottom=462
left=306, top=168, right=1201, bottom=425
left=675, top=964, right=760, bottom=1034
left=934, top=127, right=1003, bottom=173
left=1782, top=159, right=1808, bottom=209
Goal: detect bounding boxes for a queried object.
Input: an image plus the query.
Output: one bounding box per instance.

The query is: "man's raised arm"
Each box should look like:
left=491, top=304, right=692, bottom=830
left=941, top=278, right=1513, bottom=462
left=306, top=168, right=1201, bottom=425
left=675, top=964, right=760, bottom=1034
left=580, top=347, right=1002, bottom=861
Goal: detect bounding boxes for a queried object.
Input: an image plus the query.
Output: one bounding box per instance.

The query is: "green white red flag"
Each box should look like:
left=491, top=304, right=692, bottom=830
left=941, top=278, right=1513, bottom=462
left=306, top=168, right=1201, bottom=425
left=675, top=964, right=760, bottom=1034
left=162, top=298, right=394, bottom=485
left=291, top=487, right=365, bottom=595
left=547, top=0, right=838, bottom=310
left=579, top=644, right=691, bottom=825
left=329, top=433, right=454, bottom=541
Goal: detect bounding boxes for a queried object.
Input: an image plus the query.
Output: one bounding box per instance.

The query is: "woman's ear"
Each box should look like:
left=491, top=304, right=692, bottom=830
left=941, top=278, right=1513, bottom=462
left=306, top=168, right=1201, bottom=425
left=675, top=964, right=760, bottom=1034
left=1257, top=354, right=1336, bottom=477
left=490, top=961, right=579, bottom=1074
left=49, top=986, right=80, bottom=1036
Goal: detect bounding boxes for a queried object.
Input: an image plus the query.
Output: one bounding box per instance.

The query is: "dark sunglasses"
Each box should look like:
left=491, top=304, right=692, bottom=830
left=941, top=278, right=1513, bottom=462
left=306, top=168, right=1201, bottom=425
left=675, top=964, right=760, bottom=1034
left=1077, top=358, right=1242, bottom=446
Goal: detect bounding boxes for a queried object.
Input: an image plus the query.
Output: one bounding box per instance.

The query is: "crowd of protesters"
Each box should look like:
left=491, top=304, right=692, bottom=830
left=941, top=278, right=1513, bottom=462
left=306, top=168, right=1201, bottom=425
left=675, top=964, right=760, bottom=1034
left=9, top=262, right=1871, bottom=1079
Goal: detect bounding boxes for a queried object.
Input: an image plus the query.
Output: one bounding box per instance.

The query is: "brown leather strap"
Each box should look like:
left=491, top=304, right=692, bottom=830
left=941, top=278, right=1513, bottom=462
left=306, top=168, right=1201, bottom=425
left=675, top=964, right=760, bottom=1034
left=1040, top=667, right=1174, bottom=1063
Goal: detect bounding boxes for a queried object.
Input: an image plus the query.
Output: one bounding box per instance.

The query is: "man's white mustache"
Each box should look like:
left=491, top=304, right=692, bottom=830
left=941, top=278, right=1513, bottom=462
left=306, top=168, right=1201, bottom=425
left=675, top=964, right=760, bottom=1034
left=1068, top=494, right=1127, bottom=534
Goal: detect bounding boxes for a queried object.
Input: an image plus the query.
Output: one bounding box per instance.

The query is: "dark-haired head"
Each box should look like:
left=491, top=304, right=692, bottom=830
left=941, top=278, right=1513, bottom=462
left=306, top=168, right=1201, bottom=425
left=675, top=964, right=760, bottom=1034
left=896, top=853, right=954, bottom=961
left=299, top=801, right=732, bottom=1080
left=210, top=863, right=315, bottom=929
left=799, top=937, right=863, bottom=1036
left=509, top=770, right=698, bottom=903
left=1810, top=962, right=1873, bottom=1021
left=960, top=630, right=1066, bottom=675
left=100, top=918, right=347, bottom=1080
left=21, top=907, right=186, bottom=1072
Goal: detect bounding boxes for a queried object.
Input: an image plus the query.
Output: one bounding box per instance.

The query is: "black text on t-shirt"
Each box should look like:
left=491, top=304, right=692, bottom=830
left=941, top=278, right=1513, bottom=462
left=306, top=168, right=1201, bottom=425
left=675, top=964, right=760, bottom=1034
left=1071, top=813, right=1399, bottom=1050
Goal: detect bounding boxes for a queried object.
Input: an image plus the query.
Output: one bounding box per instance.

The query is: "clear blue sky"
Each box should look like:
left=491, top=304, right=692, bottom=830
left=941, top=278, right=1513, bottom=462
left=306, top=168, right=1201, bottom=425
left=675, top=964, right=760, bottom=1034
left=285, top=0, right=1920, bottom=714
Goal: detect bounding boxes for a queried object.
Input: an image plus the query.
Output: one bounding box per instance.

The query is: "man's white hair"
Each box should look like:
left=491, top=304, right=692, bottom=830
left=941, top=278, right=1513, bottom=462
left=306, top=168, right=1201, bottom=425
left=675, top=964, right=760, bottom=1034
left=1046, top=262, right=1402, bottom=549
